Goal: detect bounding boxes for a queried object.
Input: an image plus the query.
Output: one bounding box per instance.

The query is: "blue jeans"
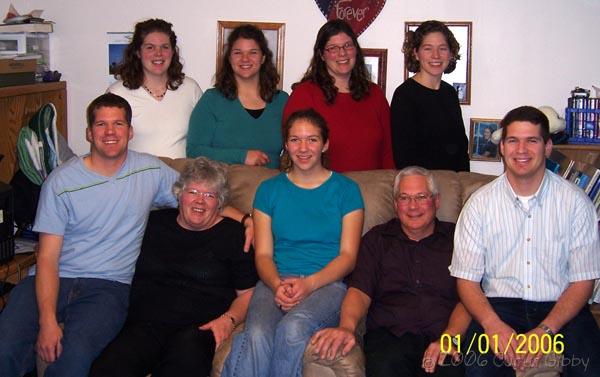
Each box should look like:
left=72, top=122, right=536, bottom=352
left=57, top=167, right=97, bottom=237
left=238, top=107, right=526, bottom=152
left=0, top=276, right=130, bottom=377
left=222, top=280, right=347, bottom=377
left=464, top=298, right=600, bottom=377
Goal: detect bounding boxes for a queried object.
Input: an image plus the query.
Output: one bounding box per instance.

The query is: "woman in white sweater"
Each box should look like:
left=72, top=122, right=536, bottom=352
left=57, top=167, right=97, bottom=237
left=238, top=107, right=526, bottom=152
left=108, top=18, right=202, bottom=158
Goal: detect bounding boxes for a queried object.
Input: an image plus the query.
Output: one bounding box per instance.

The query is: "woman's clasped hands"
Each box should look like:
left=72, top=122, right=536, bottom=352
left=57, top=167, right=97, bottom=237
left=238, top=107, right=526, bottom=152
left=274, top=277, right=316, bottom=311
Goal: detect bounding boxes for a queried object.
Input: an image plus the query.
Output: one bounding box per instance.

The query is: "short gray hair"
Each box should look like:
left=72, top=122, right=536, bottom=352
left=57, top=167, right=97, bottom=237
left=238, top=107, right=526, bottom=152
left=172, top=157, right=229, bottom=207
left=393, top=166, right=439, bottom=199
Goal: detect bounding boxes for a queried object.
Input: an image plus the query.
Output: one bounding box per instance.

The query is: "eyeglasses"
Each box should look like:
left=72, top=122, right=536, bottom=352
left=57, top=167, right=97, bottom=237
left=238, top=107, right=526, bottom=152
left=323, top=42, right=355, bottom=55
left=186, top=189, right=217, bottom=201
left=396, top=193, right=434, bottom=206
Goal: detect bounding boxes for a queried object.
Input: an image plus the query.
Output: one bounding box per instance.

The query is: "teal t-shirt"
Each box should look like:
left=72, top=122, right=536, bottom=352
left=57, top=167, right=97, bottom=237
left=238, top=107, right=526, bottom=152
left=253, top=172, right=364, bottom=276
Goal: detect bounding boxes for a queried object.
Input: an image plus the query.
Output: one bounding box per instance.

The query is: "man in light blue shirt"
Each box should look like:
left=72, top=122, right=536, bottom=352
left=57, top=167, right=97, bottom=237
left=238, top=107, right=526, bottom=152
left=0, top=93, right=180, bottom=377
left=451, top=106, right=600, bottom=377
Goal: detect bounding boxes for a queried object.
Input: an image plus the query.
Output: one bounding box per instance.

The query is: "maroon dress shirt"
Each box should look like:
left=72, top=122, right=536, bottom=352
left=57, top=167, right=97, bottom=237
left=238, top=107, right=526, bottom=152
left=347, top=218, right=458, bottom=343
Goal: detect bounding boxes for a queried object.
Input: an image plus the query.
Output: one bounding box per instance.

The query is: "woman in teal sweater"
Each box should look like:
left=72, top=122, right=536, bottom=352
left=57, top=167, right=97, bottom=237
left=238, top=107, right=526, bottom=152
left=186, top=24, right=288, bottom=169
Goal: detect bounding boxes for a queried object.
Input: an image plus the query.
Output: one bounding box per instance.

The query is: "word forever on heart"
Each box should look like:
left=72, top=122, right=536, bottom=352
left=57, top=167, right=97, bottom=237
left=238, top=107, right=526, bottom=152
left=334, top=0, right=369, bottom=22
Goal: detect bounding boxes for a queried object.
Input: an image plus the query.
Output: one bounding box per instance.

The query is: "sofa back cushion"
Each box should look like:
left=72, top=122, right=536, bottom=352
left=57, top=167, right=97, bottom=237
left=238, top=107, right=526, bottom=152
left=161, top=159, right=495, bottom=234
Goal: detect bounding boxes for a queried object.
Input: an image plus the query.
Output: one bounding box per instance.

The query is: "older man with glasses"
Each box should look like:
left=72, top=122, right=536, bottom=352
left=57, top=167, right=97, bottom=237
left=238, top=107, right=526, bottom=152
left=311, top=166, right=470, bottom=377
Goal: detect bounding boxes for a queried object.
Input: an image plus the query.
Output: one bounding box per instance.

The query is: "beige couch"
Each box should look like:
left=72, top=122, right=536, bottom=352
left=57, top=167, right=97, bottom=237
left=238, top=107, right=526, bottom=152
left=38, top=160, right=565, bottom=377
left=163, top=159, right=497, bottom=377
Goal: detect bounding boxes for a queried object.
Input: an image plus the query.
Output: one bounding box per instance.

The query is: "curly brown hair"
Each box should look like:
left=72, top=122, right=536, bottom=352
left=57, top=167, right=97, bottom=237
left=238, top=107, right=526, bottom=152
left=215, top=24, right=280, bottom=103
left=403, top=20, right=461, bottom=74
left=115, top=19, right=184, bottom=90
left=295, top=19, right=371, bottom=104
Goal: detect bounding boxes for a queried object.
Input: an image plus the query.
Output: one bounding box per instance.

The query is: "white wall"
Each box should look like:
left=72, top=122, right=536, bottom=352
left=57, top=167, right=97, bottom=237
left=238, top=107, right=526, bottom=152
left=4, top=0, right=600, bottom=175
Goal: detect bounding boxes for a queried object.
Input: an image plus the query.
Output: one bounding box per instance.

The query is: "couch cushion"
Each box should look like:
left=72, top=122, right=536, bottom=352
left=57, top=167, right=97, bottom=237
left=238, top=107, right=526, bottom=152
left=344, top=170, right=397, bottom=233
left=160, top=158, right=495, bottom=234
left=225, top=164, right=278, bottom=213
left=458, top=171, right=496, bottom=206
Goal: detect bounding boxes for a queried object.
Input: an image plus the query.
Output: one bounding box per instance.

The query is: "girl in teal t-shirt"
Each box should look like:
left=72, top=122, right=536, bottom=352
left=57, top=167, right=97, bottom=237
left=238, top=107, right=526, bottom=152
left=222, top=109, right=364, bottom=377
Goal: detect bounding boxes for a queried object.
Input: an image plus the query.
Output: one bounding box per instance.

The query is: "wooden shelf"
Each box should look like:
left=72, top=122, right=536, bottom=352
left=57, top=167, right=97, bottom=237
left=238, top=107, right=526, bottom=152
left=0, top=82, right=67, bottom=183
left=554, top=144, right=600, bottom=166
left=1, top=252, right=37, bottom=310
left=0, top=82, right=65, bottom=98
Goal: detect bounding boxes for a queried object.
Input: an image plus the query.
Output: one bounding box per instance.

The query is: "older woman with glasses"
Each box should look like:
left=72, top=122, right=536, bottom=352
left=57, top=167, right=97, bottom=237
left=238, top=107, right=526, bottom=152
left=90, top=157, right=257, bottom=377
left=282, top=19, right=394, bottom=172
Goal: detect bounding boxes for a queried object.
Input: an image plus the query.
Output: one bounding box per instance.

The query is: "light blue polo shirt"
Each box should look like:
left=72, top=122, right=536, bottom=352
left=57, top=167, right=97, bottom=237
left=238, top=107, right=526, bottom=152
left=33, top=151, right=178, bottom=284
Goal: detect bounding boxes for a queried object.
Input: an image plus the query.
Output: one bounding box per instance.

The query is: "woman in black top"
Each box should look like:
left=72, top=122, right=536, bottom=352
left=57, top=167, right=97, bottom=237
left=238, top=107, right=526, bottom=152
left=90, top=157, right=257, bottom=377
left=391, top=20, right=470, bottom=171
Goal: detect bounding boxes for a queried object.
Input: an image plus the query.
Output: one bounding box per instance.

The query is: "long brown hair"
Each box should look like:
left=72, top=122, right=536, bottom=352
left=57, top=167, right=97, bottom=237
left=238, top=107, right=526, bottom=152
left=295, top=19, right=371, bottom=104
left=215, top=24, right=280, bottom=102
left=115, top=19, right=184, bottom=90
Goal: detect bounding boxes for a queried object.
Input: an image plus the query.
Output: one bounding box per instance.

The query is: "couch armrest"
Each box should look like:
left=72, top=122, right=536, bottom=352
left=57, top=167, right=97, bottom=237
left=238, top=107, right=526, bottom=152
left=303, top=341, right=365, bottom=377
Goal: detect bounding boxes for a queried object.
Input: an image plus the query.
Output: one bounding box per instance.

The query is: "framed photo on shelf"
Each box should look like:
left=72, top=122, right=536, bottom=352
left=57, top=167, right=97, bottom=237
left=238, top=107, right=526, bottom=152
left=216, top=21, right=285, bottom=89
left=404, top=21, right=473, bottom=105
left=363, top=48, right=387, bottom=93
left=469, top=118, right=501, bottom=161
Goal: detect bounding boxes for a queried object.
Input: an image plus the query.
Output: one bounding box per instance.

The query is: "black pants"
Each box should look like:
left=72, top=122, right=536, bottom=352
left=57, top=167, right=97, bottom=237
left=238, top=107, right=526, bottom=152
left=364, top=328, right=465, bottom=377
left=89, top=321, right=216, bottom=377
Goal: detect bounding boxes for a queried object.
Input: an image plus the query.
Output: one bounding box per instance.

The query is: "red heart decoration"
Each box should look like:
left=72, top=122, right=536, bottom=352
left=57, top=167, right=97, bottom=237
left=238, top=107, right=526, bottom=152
left=325, top=0, right=386, bottom=36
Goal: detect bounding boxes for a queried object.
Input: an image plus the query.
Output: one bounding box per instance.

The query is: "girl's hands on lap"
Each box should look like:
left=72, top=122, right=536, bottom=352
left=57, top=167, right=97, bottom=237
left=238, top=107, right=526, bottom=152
left=279, top=276, right=317, bottom=307
left=274, top=281, right=297, bottom=311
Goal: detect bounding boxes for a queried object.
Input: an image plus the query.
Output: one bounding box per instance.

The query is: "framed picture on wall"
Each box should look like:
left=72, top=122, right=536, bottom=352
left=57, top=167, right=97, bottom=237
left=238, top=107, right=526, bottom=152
left=363, top=48, right=387, bottom=93
left=216, top=21, right=285, bottom=89
left=469, top=118, right=501, bottom=161
left=404, top=21, right=473, bottom=105
left=107, top=32, right=132, bottom=84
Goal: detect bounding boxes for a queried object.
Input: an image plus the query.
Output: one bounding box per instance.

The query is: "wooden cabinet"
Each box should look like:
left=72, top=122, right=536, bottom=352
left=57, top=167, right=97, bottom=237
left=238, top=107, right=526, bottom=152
left=0, top=82, right=67, bottom=183
left=554, top=144, right=600, bottom=166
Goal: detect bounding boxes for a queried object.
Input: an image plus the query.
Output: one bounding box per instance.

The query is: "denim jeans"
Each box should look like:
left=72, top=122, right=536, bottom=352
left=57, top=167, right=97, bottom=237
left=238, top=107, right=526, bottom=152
left=222, top=280, right=347, bottom=377
left=464, top=298, right=600, bottom=377
left=0, top=276, right=130, bottom=377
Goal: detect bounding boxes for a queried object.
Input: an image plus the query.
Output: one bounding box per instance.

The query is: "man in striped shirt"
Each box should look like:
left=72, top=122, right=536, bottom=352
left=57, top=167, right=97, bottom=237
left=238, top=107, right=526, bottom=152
left=450, top=106, right=600, bottom=377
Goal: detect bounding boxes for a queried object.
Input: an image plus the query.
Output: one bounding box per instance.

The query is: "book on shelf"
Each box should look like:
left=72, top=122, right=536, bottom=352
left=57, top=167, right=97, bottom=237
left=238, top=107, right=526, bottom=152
left=0, top=22, right=53, bottom=33
left=588, top=177, right=600, bottom=201
left=546, top=150, right=574, bottom=178
left=546, top=151, right=600, bottom=205
left=566, top=161, right=598, bottom=190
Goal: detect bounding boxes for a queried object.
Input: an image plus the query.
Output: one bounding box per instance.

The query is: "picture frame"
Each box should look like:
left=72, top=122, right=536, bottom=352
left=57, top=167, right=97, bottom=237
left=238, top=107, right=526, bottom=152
left=363, top=48, right=387, bottom=93
left=216, top=21, right=285, bottom=89
left=404, top=21, right=473, bottom=105
left=469, top=118, right=501, bottom=161
left=107, top=32, right=132, bottom=84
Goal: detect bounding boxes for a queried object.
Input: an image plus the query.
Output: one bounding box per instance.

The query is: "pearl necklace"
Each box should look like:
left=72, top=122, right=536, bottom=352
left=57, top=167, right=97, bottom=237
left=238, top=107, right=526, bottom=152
left=143, top=85, right=166, bottom=98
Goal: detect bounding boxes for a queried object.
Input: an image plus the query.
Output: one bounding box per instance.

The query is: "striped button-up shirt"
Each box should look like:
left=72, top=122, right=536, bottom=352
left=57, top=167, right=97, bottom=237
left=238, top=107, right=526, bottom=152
left=450, top=171, right=600, bottom=301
